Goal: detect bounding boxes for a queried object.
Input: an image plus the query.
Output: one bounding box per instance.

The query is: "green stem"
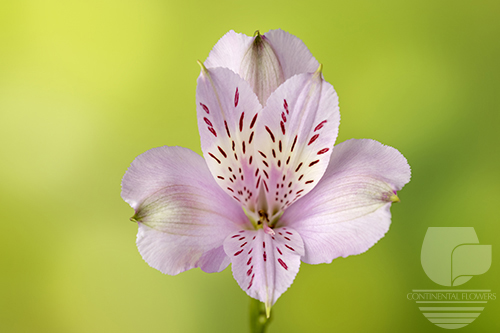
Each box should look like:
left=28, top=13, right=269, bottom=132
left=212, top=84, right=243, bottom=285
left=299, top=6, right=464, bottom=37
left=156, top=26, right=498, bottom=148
left=249, top=298, right=271, bottom=333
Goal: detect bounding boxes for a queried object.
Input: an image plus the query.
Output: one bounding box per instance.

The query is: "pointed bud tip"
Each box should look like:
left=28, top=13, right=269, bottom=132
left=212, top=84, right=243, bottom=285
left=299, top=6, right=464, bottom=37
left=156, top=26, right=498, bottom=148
left=253, top=30, right=261, bottom=37
left=265, top=303, right=271, bottom=318
left=315, top=63, right=323, bottom=75
left=197, top=60, right=208, bottom=75
left=390, top=194, right=400, bottom=203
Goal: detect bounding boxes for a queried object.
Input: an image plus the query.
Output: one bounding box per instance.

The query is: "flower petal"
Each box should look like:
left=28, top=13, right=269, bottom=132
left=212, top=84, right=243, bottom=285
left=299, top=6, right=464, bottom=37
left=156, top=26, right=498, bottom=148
left=121, top=146, right=248, bottom=274
left=205, top=29, right=319, bottom=82
left=204, top=30, right=253, bottom=74
left=223, top=227, right=304, bottom=310
left=239, top=32, right=285, bottom=105
left=196, top=66, right=262, bottom=212
left=263, top=29, right=319, bottom=80
left=204, top=29, right=319, bottom=105
left=254, top=70, right=340, bottom=217
left=281, top=139, right=411, bottom=264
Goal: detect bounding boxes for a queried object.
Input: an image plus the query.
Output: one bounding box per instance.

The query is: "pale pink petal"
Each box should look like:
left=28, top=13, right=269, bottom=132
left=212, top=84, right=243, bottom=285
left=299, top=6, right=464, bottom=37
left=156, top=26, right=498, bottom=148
left=205, top=29, right=319, bottom=81
left=239, top=33, right=285, bottom=105
left=204, top=30, right=253, bottom=74
left=204, top=29, right=320, bottom=105
left=281, top=139, right=411, bottom=264
left=223, top=227, right=304, bottom=310
left=196, top=66, right=262, bottom=212
left=254, top=71, right=340, bottom=218
left=121, top=146, right=248, bottom=274
left=263, top=29, right=319, bottom=79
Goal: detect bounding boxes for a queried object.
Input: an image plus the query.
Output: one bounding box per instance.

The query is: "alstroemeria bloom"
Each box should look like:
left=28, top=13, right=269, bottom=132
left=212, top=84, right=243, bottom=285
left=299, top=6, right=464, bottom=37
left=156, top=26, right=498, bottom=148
left=121, top=30, right=411, bottom=314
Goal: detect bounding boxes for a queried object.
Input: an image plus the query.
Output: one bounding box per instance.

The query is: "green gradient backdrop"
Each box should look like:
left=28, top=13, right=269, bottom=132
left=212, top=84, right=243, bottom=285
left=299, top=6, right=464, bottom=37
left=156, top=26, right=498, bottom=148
left=1, top=0, right=499, bottom=332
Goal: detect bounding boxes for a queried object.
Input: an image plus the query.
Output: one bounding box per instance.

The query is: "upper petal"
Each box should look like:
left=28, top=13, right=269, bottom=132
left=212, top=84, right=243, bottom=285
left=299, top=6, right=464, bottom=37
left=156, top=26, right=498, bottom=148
left=204, top=30, right=254, bottom=74
left=254, top=70, right=340, bottom=218
left=223, top=227, right=304, bottom=312
left=204, top=29, right=320, bottom=104
left=196, top=66, right=263, bottom=212
left=263, top=29, right=319, bottom=80
left=281, top=139, right=411, bottom=264
left=121, top=146, right=248, bottom=274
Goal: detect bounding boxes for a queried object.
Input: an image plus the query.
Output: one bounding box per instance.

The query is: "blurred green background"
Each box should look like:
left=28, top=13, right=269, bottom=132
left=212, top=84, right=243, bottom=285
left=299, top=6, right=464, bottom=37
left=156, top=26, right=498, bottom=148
left=1, top=0, right=499, bottom=332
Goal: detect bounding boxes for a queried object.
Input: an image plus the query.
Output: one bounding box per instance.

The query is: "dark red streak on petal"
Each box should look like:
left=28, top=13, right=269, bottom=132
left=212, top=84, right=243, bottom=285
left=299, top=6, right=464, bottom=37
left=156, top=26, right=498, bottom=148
left=280, top=121, right=286, bottom=135
left=218, top=146, right=227, bottom=158
left=234, top=87, right=239, bottom=107
left=249, top=131, right=254, bottom=144
left=314, top=120, right=327, bottom=132
left=309, top=160, right=319, bottom=167
left=281, top=112, right=287, bottom=123
left=250, top=114, right=258, bottom=129
left=308, top=134, right=319, bottom=145
left=291, top=135, right=297, bottom=152
left=239, top=112, right=245, bottom=132
left=265, top=126, right=275, bottom=142
left=234, top=249, right=244, bottom=256
left=278, top=258, right=288, bottom=270
left=317, top=148, right=329, bottom=155
left=247, top=273, right=255, bottom=289
left=208, top=127, right=217, bottom=137
left=224, top=120, right=231, bottom=137
left=285, top=244, right=295, bottom=252
left=203, top=117, right=213, bottom=126
left=208, top=152, right=221, bottom=164
left=200, top=103, right=210, bottom=114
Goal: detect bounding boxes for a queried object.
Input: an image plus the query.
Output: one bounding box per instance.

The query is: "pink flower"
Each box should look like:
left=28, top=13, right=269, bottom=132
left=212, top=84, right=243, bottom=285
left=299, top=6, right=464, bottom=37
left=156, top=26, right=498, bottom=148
left=121, top=30, right=411, bottom=315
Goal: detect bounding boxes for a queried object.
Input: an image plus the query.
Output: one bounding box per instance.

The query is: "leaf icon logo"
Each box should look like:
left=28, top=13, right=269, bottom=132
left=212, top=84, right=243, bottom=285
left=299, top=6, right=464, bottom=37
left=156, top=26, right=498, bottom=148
left=421, top=227, right=491, bottom=287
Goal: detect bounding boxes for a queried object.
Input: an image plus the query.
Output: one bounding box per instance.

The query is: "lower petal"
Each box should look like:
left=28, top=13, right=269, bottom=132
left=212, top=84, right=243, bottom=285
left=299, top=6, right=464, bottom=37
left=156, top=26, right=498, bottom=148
left=223, top=227, right=304, bottom=311
left=121, top=146, right=248, bottom=275
left=281, top=139, right=411, bottom=264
